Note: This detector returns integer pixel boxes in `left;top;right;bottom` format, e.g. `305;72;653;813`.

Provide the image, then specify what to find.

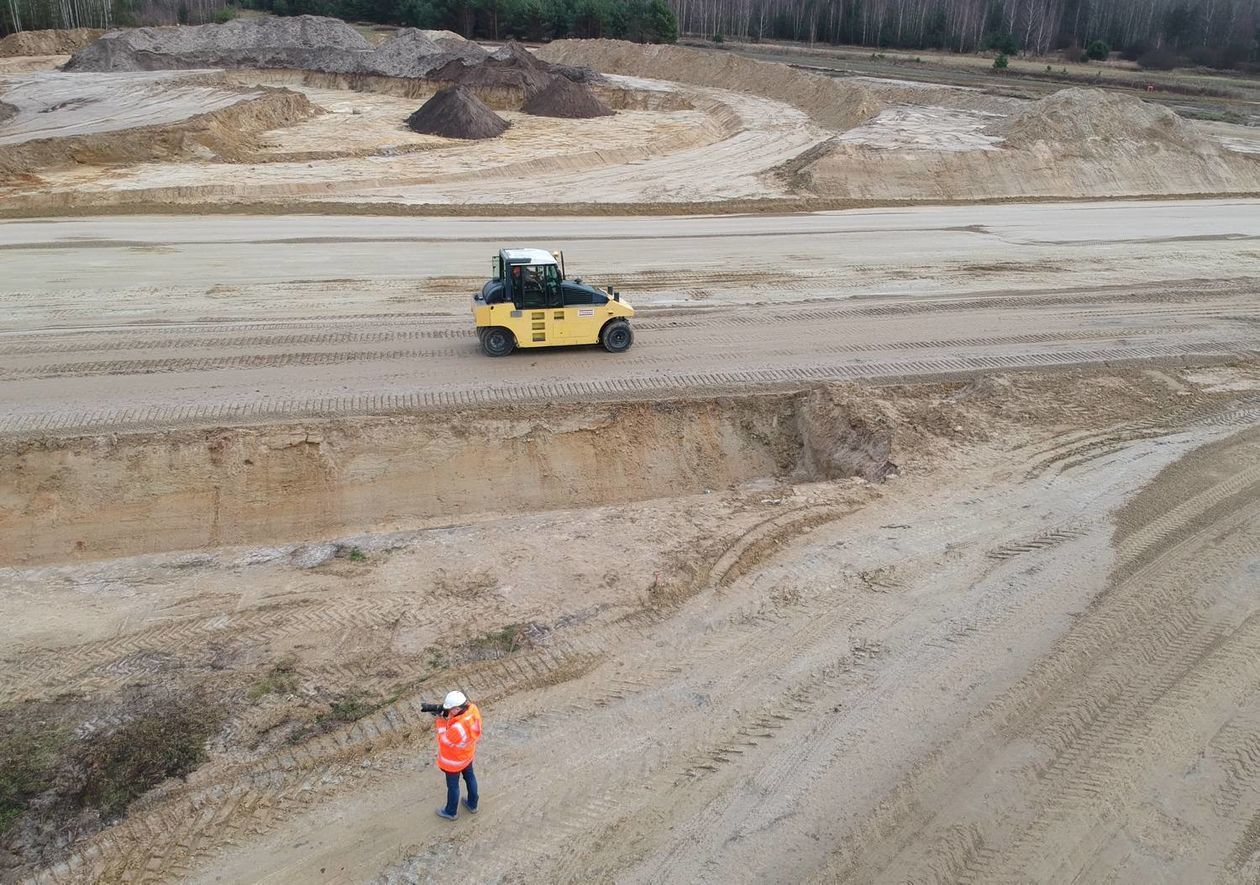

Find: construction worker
433;690;482;820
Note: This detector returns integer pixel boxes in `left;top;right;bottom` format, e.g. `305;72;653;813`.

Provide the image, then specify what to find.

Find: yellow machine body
471;248;635;355
472;298;634;348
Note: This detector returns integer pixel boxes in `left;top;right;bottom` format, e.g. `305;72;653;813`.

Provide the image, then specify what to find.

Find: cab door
516;265;564;346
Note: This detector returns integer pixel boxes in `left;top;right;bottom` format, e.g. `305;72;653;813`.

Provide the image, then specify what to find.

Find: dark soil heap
405;85;509;140
522;76;614;119
428;40;555;97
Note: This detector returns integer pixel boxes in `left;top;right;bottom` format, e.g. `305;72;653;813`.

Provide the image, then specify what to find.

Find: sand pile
64;15;372;73
537;39;881;131
522;76;613;118
1001;87;1209;154
405;85;508;139
0;27;103;57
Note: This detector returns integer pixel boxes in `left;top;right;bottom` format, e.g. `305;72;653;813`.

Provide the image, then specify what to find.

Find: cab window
518;264;561;309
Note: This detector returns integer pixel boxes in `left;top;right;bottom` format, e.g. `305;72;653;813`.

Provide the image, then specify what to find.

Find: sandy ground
4;363;1259;882
3;74;809;206
3;31;1260;884
0;70;258;145
4;47;1259;213
0;201;1257;437
835;105;1005;151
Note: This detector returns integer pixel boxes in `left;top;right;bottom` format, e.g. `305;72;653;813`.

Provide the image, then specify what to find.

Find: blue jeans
443;764;478;816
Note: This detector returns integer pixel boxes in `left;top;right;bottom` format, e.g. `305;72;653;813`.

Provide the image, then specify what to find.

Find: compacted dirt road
1;200;1257;435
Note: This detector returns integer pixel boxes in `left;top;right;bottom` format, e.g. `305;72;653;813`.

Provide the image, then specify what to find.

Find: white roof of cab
502;248;557;266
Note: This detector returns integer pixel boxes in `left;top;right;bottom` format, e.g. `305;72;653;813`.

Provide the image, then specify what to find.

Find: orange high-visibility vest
435;702;482;773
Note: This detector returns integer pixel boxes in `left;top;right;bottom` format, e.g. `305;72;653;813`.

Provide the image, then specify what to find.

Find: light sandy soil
0;70;258;145
4;30;1260;884
0;54;69;73
4;41;1259;214
835;105;1004;151
3;363;1259;882
1;74;809;206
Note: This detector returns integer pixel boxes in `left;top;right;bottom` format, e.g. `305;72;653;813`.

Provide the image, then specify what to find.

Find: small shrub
348;546;366;562
324;693;377;723
0;719;69;837
464;623;528;660
248;658;299;700
1085;40;1110;61
711;32;723;43
287;691;380;744
993;53;1009;70
73;698;221;819
212;5;237;23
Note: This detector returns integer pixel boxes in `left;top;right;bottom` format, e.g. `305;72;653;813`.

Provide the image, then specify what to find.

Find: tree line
5;0;1258;72
673;0;1260;64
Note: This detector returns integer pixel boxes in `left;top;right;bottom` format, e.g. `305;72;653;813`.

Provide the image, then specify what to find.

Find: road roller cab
472;248;634;357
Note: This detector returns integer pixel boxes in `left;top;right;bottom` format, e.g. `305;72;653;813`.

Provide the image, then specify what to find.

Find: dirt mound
364;27;488;78
427;40;554;97
63;19;598;97
797;387;896;482
64;15;372;73
1002;87;1208;153
537;39;881;131
0;99;15;126
0;27;102;57
522;76;613;118
405;85;508;139
0;88;316;177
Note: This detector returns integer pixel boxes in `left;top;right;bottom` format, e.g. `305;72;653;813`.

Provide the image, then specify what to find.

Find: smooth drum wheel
480;326;515;357
602;319;633;353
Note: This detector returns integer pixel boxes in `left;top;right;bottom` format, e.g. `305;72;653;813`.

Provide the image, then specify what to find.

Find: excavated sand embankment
0;87;317;176
789;87;1260;199
0;389;892;565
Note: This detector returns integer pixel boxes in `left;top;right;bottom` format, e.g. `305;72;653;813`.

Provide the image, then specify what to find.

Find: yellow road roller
472;248;634;357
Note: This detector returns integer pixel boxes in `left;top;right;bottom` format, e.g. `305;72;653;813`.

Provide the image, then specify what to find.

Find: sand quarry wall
0;391;892;566
536;39;881;131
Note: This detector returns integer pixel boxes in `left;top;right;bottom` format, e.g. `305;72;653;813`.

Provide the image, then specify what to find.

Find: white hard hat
443;690;468;710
